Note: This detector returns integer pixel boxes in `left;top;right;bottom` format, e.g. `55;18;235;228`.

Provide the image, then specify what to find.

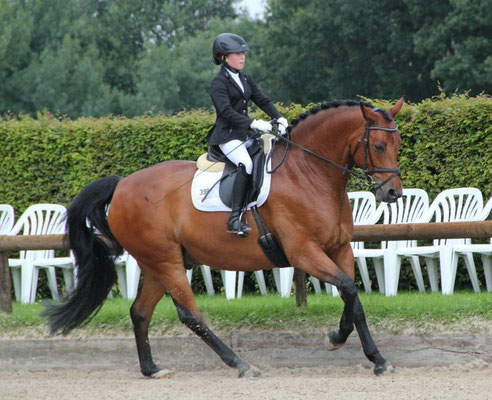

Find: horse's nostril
387;189;400;202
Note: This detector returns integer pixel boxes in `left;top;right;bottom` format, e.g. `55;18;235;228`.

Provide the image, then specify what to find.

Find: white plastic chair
114;252;141;300
116;257;216;300
218;270;268;299
452;197;492;292
113;253;214;299
31;250;76;300
237;270;268;298
392;188;483;295
356;189;430;295
272;267;295;297
0;205;15;234
186;265;215;296
8;204;69;303
348;191;381;293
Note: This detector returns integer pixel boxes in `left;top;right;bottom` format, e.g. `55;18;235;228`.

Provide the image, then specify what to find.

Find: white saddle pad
191;139;274;212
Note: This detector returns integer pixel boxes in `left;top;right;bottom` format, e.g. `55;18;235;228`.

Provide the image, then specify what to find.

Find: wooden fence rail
1;220;491;313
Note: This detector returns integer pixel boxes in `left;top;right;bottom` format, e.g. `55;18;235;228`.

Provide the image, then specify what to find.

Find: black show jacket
208;66;281;145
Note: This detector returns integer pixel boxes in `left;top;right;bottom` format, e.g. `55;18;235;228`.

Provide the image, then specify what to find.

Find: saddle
196;134;274;208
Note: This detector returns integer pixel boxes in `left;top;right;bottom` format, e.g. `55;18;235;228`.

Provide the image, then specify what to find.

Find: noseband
269;119;400;191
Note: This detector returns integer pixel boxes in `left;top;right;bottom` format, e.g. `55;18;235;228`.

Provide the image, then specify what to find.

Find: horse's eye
374;144;385;152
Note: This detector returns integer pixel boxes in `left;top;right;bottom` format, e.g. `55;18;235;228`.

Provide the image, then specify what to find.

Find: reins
268;119;400;191
145;111;400;204
266;128;290;174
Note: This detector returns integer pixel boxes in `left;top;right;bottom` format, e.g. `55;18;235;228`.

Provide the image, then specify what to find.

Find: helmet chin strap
221;58;240;74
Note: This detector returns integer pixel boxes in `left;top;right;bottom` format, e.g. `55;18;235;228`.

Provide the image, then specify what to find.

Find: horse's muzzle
377;186;402;203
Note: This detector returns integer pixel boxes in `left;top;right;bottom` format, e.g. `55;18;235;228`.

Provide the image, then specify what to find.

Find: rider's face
225;52;245;70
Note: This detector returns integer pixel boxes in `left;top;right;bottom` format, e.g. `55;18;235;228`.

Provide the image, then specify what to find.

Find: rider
209;32;288;238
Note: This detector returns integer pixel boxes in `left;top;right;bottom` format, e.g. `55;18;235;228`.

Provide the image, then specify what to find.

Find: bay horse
44;98;404;378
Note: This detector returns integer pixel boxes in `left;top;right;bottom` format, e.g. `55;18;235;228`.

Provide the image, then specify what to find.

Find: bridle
268;117;401;192
350;120;401;190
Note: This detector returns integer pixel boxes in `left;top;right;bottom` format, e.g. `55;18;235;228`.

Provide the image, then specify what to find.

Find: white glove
250;119;272;133
277;117;289;136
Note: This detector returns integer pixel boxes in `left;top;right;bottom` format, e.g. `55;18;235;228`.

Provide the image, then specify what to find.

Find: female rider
209;33;288;238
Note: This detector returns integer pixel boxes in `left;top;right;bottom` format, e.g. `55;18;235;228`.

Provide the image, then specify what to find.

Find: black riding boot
227;163;252;238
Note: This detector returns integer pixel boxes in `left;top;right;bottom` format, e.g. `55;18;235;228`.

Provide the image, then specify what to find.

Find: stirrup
227;223;251;238
227;216;251;238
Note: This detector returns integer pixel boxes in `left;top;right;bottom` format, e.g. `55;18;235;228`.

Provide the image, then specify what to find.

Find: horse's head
351;98;404;203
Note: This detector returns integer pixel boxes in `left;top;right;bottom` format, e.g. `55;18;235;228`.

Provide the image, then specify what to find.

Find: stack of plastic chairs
390;188;483;295
356;189;430;295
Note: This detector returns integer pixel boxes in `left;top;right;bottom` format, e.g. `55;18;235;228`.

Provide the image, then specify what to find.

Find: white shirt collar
225;67;244;92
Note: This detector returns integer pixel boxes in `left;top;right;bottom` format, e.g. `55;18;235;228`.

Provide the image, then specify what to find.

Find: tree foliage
0;0;237;118
259;0;491;104
0;0;490;118
410;0;492;94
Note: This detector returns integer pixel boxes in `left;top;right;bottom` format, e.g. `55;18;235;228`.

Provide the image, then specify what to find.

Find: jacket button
243;100;246;103
242;110;246;113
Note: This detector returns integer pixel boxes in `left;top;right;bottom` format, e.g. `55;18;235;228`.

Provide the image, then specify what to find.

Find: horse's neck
286;108;360;191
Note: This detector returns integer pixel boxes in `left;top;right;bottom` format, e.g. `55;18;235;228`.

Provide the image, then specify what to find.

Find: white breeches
219;139;254;175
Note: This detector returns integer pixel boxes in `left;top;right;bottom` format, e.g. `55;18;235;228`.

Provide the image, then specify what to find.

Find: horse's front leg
291;241;392;376
330;243;394;376
325;243;356;349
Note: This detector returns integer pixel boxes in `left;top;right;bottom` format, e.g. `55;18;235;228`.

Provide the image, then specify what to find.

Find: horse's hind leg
130;271;171;378
168;271;260;378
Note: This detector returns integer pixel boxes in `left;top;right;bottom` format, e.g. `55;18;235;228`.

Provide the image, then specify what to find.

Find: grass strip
1;291;490;337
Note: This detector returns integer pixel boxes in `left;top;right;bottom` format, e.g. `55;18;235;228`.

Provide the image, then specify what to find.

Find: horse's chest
319;224;351;250
310;211;352;250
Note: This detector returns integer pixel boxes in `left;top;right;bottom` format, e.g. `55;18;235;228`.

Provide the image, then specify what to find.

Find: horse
44;98;404;378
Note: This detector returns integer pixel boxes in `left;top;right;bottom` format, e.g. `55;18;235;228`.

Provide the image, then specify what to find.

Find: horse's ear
360;102;377;123
388;97;404;118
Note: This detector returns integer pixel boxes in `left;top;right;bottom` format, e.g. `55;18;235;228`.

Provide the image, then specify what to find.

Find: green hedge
1;95;490;213
1;95;491;295
387;95;492;199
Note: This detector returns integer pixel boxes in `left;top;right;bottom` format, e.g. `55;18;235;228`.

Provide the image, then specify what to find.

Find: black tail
42;175;123;334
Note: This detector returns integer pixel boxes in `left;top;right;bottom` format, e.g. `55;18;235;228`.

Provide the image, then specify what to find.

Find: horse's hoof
374;361;394;376
325;330;344;351
150;369;175;379
238;364;261;378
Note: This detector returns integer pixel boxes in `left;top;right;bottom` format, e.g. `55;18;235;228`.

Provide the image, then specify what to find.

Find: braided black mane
288;100;392;132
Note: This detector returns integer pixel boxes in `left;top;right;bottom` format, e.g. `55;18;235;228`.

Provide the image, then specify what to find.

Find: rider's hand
251;119;272;133
277;117;289;136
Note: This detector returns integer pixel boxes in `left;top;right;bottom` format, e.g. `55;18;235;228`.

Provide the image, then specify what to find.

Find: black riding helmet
212;33;250;66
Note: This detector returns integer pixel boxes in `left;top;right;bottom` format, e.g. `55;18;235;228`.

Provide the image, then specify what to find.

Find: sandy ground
1;330;491;400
